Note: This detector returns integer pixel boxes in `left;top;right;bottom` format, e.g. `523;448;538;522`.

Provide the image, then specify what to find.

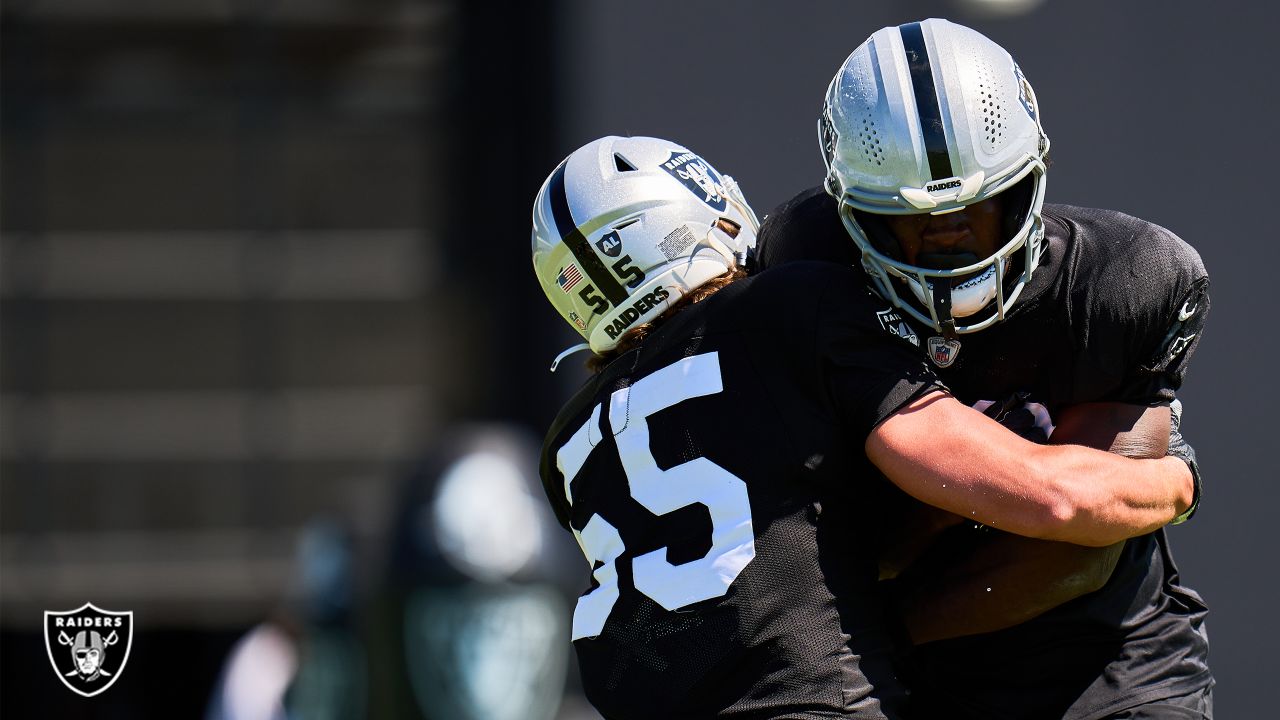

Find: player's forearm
876;501;966;580
1051;402;1169;458
893;533;1124;645
1026;447;1192;546
898;579;1044;646
869;392;1191;546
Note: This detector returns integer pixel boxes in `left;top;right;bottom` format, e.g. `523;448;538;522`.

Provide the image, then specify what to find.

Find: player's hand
973;392;1055;444
1167;399;1201;524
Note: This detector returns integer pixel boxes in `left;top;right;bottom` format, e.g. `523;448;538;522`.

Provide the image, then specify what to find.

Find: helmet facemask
842;170;1045;336
820;18;1051;336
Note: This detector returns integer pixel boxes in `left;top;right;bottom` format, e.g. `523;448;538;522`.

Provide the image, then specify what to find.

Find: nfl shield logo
927;336;962;368
44;602;134;697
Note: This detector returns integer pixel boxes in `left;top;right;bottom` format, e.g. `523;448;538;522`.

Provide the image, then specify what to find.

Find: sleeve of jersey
538;431;574;531
1079;225;1210;405
814;275;947;440
755;187;860;271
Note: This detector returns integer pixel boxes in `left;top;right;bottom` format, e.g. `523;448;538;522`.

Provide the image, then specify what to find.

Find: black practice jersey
539;262;944;719
757;188;1212;720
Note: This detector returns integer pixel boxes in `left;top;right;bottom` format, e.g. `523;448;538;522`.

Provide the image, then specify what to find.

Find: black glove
1166;399;1202;524
978;392;1053;444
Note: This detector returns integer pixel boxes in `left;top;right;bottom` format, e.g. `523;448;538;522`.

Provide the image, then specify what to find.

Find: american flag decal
556;264;583;292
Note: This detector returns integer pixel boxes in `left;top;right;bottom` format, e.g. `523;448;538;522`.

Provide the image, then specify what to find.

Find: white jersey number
556;352;756;640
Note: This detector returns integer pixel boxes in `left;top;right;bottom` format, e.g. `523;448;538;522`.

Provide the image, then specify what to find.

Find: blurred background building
2;0;1276;717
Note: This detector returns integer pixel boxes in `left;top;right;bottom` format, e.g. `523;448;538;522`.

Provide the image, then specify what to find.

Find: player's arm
865;392;1192;547
890;401;1168;644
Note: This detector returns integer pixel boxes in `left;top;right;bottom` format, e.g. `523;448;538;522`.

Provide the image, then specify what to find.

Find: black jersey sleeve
1067;210;1210;405
539;378;604;531
539;423;574;531
813;269;946;439
755;187;861;271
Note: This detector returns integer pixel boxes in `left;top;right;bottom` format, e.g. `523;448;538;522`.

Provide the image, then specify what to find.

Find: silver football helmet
820;18;1050;335
532;136;758;354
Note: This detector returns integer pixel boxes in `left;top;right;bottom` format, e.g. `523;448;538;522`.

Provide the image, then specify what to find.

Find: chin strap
549;343;592;372
931;280;958;340
721;175;760;234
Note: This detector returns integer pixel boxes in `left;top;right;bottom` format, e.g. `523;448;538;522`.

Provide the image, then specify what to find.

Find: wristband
1170;453;1201;525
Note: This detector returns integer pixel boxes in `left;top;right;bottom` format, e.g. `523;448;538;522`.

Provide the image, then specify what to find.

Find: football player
532;135;1195;718
756;19;1212;719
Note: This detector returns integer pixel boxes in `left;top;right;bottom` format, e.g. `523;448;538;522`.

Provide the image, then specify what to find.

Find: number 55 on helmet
531;136;759;354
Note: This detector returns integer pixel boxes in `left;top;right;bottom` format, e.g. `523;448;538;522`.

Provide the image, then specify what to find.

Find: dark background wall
552;0;1278;716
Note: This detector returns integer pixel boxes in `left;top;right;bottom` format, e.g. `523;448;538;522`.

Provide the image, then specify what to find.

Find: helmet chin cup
907;264;1000;319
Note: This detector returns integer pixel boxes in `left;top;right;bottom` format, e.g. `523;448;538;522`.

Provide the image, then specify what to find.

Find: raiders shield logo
595;229;623;258
819;110;838;169
1013;62;1038;122
44;602;133;697
660;151;727;211
927;336;962;368
876;308;920;347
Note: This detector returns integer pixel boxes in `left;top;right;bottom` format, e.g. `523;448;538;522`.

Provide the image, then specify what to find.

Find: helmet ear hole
715;218;741;239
